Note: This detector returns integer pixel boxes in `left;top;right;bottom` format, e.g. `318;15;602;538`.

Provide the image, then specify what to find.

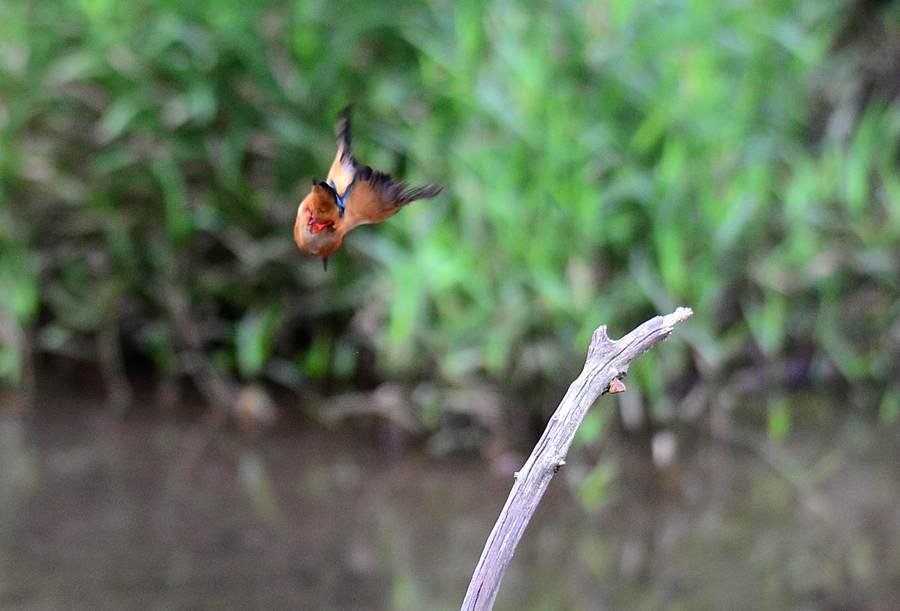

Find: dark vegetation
1;0;898;436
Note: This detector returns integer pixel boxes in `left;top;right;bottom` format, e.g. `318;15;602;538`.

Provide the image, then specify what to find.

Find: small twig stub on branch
461;307;692;611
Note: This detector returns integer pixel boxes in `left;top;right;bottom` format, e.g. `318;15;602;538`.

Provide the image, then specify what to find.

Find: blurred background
1;0;898;608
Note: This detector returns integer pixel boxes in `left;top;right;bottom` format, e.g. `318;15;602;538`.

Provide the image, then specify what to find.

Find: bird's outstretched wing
326;106;356;196
344;165;442;231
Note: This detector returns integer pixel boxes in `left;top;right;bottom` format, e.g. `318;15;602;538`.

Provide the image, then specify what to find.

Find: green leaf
302;335;331;380
879;388;900;425
235;305;283;378
578;460;617;511
768;396;791;440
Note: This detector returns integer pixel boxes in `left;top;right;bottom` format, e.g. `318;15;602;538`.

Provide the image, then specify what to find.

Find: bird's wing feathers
322;106;442;232
326;106;356;195
344;165;442;231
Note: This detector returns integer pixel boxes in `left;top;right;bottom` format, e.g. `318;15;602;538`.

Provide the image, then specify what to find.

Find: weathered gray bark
461;307;693;610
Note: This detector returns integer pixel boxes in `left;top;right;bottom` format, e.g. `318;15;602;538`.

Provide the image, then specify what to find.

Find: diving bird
293;107;442;269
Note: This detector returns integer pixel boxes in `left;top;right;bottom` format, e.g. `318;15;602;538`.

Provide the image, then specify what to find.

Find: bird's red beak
306;208;334;234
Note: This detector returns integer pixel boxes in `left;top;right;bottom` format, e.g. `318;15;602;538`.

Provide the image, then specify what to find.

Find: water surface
1;396;898;610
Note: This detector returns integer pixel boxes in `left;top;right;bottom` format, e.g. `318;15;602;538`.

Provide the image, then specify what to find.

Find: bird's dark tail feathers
336;106;353;164
355;165;443;207
394;183;444;205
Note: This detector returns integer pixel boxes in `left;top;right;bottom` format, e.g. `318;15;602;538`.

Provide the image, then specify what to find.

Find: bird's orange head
294;182;345;258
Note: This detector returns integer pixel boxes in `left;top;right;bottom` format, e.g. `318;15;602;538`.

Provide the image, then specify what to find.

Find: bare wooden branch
461;307;693;610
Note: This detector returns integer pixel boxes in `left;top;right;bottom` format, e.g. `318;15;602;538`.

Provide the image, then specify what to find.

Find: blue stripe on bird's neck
327;180;348;217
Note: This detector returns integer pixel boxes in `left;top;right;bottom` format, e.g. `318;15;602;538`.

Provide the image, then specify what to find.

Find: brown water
1;397;898;610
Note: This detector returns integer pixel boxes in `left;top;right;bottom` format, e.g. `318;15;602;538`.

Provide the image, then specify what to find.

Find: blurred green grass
1;0;898;425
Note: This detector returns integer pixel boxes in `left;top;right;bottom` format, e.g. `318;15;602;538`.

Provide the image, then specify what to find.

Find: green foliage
768;395;792;440
1;0;897;423
880;388;900;425
578;459;617;511
236;304;284;378
575;409;611;447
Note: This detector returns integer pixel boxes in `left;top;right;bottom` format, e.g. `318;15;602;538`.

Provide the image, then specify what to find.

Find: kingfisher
293;107;443;269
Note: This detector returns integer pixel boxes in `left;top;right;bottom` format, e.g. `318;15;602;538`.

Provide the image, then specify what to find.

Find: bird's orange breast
294;201;343;257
